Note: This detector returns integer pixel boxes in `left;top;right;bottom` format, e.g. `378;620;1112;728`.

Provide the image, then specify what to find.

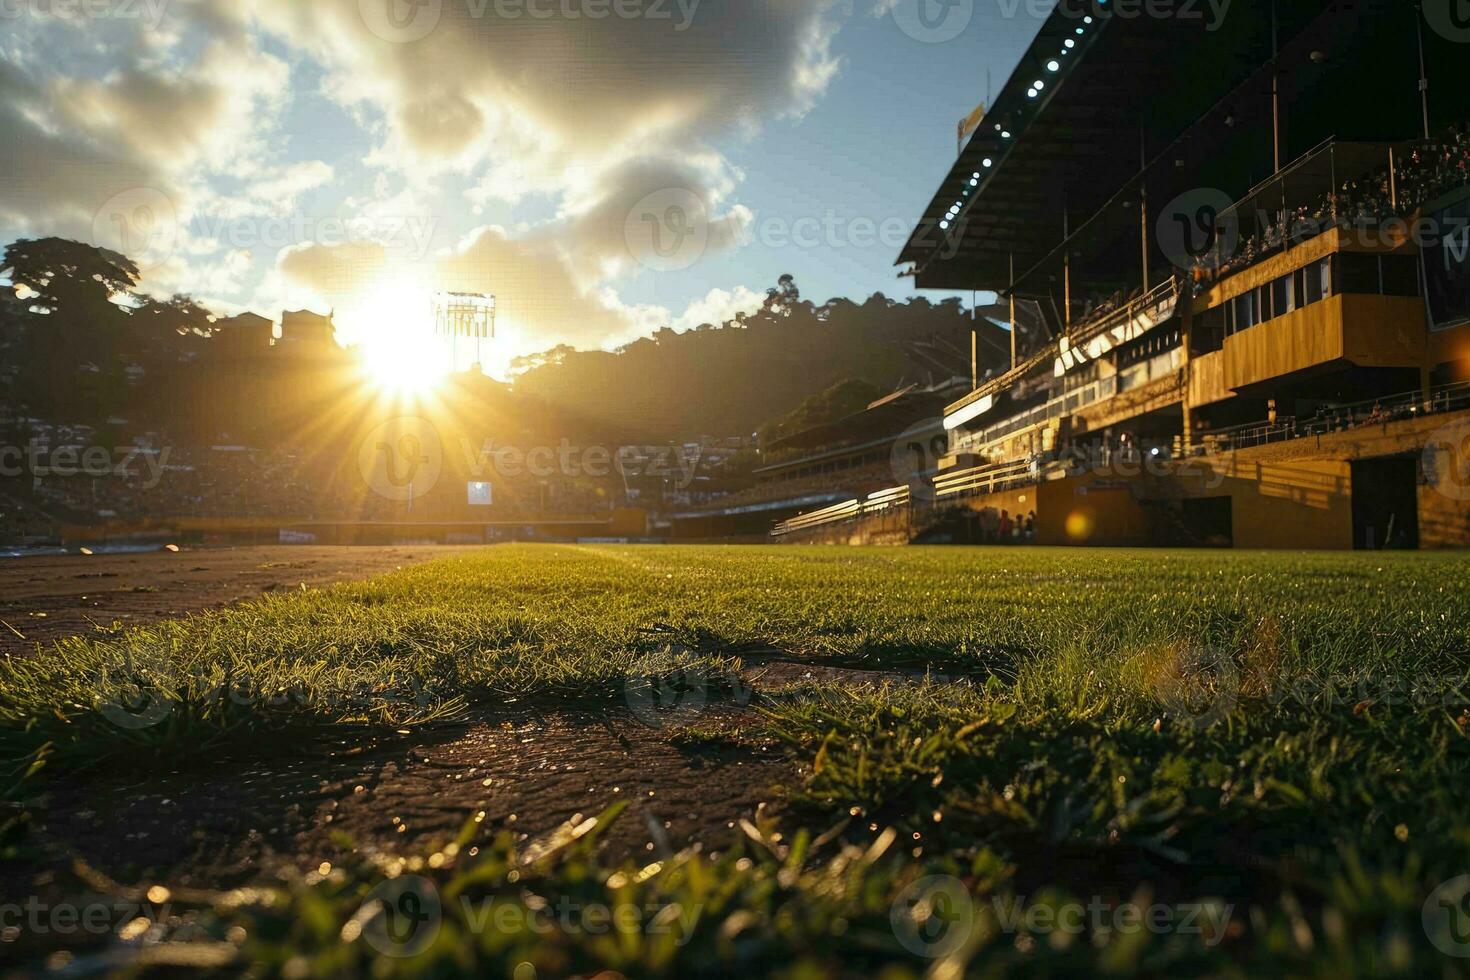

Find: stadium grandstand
775;0;1470;550
668;379;967;539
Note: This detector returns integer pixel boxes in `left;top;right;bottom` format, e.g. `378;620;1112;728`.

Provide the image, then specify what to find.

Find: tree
508;343;576;377
512;289;1009;443
2;237;139;313
762;273;802;317
1;238;141;421
134;294;213;337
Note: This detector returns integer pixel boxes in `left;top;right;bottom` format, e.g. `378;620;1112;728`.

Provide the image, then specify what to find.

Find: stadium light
433;291;496;374
1046;60;1060;72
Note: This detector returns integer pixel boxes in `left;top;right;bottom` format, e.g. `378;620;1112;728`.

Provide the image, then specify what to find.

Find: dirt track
15;703;792;897
0;545;470;656
1;543;813;908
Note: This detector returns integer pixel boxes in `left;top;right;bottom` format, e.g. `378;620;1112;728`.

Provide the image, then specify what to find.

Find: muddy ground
0;545;468;657
9;704;795;894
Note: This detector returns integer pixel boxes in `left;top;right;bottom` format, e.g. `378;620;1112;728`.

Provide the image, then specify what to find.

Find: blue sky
0;1;1049;377
612;5;1046;317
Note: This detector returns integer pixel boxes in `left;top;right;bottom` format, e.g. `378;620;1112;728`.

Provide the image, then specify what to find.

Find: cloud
255;0;845;185
0;9;293;293
0;58;162;234
0;0;855;355
553;155;753;281
672;285;765;330
275;220;767;354
276;224;641;348
246;162;337;212
277;240;389;305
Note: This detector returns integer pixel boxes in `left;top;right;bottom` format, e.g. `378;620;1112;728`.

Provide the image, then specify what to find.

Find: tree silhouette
2;238;140;420
513;288;1011;442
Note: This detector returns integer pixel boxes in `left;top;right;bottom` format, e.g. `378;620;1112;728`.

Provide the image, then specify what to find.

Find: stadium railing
932;457;1038;501
771;484;913;537
1186;380;1470;456
771;455;1041;537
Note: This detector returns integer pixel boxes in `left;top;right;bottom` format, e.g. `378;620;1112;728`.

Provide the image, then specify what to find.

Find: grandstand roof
761;386;951;460
900;0;1454;296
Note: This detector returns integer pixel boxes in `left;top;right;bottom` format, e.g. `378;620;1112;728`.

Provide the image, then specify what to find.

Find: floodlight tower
433;292;496;374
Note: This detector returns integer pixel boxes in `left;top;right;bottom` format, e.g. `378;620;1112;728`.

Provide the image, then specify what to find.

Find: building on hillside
780;1;1470;550
277;309;337;354
212;312;275;361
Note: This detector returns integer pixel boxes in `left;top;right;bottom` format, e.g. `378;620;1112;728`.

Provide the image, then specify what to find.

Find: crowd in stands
14;444;328;525
1190;125;1470;291
1;424;659;539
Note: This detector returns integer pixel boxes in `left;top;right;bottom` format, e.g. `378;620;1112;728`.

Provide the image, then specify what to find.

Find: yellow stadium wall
1420;484;1470;549
1430;322;1470;377
955;486;1039;522
1187;350;1231;408
1168;408;1470;550
1221;294;1427;390
1035;474;1154;547
1173;458;1354;550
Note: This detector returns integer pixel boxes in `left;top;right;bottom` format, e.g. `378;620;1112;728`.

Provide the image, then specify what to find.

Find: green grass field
6;544;1470;976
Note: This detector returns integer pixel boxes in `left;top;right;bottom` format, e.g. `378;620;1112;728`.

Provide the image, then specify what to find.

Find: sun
350;282;449;394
